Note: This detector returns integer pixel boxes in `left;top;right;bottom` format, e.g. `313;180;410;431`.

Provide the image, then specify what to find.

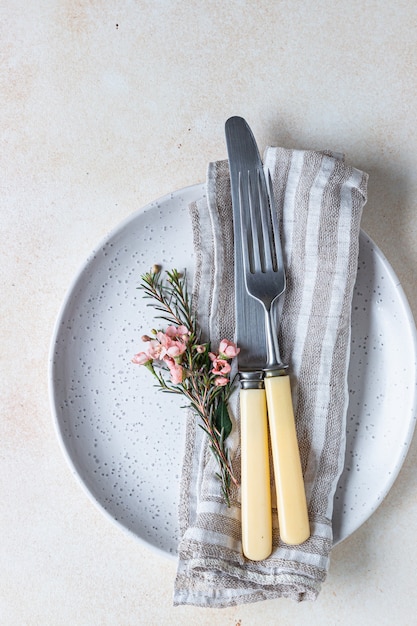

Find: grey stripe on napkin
174;148;368;607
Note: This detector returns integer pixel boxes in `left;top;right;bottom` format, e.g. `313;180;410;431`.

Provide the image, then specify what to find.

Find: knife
225;116;310;551
225;117;272;561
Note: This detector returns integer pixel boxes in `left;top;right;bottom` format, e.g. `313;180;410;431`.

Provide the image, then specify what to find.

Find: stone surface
2;1;417;623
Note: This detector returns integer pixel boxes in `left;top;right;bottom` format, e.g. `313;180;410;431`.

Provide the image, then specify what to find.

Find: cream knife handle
240;387;272;561
264;375;310;545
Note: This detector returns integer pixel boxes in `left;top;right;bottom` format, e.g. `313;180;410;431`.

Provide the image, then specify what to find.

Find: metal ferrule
264;364;288;378
239;370;265;390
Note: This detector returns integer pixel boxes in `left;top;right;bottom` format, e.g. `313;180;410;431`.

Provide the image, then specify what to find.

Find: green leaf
213;399;232;440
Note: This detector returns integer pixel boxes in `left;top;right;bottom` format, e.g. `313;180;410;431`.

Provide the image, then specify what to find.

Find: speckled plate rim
48;183;417;559
333;232;417;543
48;183;204;561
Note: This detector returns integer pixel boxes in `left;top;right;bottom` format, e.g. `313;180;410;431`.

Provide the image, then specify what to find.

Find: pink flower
211;358;231;376
156;329;188;359
168;344;186;358
219;339;240;359
164;356;184;384
132;351;152;365
214;376;229;387
144;329;187;362
165;325;190;341
195;344;206;353
147;339;167;360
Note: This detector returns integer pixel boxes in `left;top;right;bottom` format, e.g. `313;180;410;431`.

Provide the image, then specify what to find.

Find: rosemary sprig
132;266;239;506
141;268;194;331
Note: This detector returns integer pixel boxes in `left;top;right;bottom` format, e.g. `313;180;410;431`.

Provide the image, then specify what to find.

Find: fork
239;169;310;546
240;169;287;374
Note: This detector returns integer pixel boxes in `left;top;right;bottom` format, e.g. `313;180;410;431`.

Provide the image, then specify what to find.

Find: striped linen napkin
173;148;368;607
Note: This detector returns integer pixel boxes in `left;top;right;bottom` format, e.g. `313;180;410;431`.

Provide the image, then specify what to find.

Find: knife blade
225;116;272;561
226;116;310;551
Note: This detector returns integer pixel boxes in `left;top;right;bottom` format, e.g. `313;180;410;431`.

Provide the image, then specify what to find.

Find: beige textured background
2;1;417;624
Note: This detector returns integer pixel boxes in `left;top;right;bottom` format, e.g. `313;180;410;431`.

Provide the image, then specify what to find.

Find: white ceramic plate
49;184;417;558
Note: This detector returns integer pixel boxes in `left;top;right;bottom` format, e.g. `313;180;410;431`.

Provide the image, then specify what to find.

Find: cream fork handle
264;375;310;545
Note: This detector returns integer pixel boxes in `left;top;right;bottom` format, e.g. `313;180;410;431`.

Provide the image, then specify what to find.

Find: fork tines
238;168;283;276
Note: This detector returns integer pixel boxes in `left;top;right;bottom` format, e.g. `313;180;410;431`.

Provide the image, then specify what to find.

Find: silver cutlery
225;116;309;557
239;163;310;547
226;117;272;561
